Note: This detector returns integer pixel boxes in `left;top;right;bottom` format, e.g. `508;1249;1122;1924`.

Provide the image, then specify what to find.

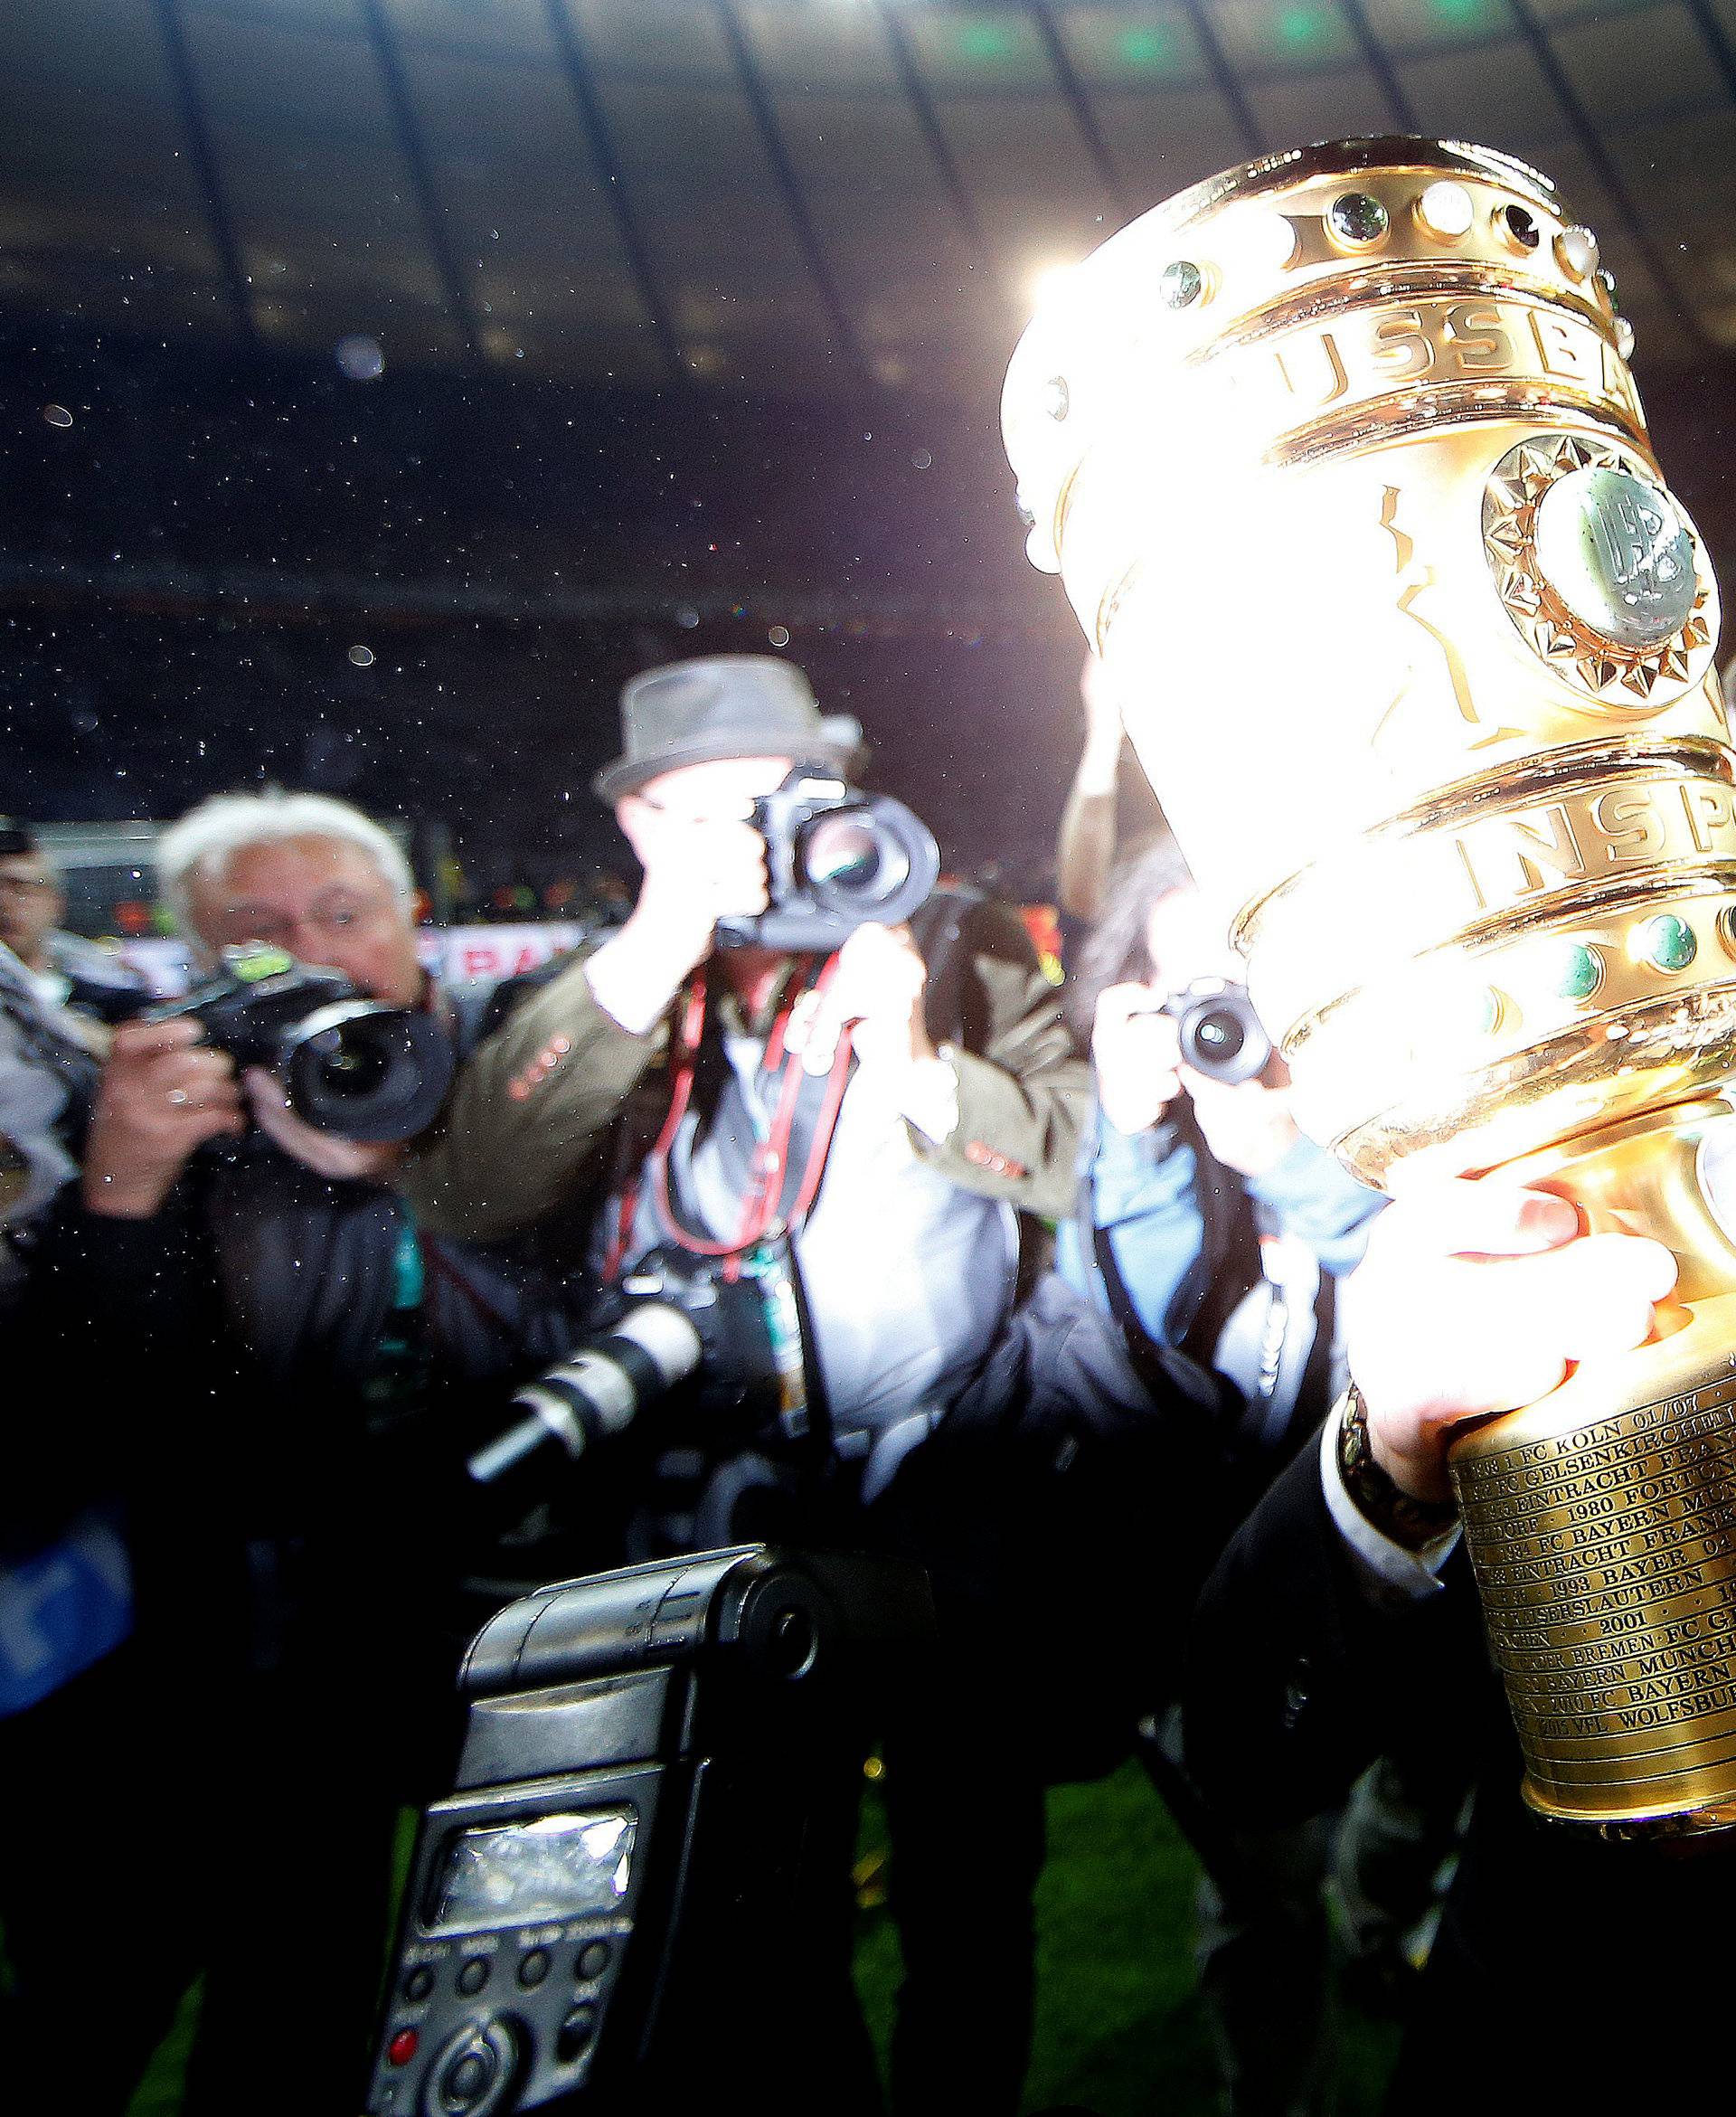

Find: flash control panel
366;1767;656;2116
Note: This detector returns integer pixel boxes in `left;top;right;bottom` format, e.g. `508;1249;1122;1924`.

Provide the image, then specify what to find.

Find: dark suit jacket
1184;1442;1736;2110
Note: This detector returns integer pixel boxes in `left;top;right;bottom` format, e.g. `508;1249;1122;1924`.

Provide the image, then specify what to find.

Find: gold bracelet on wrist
1337;1382;1460;1551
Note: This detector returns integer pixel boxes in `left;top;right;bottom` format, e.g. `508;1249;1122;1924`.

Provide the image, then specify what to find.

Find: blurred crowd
1;647;1711;2116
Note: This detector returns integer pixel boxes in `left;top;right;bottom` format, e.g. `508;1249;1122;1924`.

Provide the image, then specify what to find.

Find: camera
147;943;455;1142
1162;978;1273;1085
467;1243;820;1501
715;770;940;951
366;1545;934;2117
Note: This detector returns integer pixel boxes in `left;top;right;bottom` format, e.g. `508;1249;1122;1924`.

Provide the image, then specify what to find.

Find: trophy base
1449;1099;1736;1834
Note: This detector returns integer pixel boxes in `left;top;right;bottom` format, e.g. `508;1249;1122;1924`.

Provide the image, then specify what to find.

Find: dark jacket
25;979;599;1685
1183;1444;1736;2107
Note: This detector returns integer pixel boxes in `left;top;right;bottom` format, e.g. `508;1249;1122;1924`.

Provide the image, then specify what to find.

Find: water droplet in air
335;335;385;382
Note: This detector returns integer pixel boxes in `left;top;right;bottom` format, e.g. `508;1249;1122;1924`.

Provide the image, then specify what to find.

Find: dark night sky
5;306;1736;903
10;0;1736;907
1;309;1090;896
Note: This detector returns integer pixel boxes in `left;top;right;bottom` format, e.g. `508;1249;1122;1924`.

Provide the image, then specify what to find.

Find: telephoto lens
466;1303;705;1489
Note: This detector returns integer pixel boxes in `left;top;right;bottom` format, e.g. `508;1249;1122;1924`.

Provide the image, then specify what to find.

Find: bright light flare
1025;260;1084;323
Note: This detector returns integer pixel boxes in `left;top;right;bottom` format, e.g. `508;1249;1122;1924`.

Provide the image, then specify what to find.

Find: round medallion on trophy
1483;434;1716;706
1533;467;1696;647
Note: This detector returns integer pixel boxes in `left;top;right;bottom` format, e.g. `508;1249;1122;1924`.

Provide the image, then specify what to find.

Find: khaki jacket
399;908;1088;1244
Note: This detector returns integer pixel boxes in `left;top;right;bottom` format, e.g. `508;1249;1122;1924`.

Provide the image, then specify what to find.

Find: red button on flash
388;2028;420;2067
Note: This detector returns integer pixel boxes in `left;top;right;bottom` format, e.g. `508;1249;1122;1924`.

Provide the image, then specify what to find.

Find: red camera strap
603;958;853;1283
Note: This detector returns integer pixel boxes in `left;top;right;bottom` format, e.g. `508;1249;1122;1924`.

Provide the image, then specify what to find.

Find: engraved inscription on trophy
1369;301;1511;378
1482;435;1712;706
1454;1381;1736;1783
1448;776;1736;916
1274;332;1347;406
1261;298;1636;433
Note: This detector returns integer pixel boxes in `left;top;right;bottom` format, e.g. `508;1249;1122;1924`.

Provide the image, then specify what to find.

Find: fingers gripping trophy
1003;138;1736;1832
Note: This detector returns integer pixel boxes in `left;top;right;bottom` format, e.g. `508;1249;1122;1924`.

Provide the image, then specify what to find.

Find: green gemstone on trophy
1533;466;1696;649
1555;943;1602;1001
1327;191;1387;244
1159;260;1202;309
1641;914;1697;971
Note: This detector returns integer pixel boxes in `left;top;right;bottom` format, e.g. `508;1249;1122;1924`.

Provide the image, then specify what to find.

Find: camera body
1161;978;1273;1086
467;1243;820;1498
149;943;454;1142
716;770;940;952
366;1545;934;2117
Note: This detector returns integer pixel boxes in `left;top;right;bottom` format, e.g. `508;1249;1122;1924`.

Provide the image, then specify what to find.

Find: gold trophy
1004;137;1736;1831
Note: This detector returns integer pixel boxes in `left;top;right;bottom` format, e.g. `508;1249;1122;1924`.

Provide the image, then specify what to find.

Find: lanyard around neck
604;957;854;1282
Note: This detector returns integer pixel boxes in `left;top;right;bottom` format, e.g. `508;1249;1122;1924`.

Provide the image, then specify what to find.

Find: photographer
401;654;1096;2112
25;790;589;2116
402;655;1088;1499
1060;836;1382;1468
1057;840;1467;2114
0;815;147;1026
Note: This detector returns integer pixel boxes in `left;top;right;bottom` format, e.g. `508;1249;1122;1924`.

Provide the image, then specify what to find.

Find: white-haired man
84;789;424;1209
24;789;577;2117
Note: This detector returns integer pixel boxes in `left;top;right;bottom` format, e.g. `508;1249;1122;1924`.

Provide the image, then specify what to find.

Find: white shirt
1319;1397;1460;1602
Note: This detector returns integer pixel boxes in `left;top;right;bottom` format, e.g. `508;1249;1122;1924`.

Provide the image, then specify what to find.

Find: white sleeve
1319;1401;1460;1602
895;1051;962;1146
0;1017;78;1230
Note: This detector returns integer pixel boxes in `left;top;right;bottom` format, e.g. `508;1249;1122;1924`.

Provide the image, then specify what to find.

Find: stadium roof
4;0;1731;399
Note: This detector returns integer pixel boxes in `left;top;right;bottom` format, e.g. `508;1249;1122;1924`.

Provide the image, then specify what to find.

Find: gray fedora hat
594;655;864;803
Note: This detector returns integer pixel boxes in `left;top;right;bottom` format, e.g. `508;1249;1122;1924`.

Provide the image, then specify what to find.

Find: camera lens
731;780;940;948
307;1029;392;1096
279;1004;455;1140
1190;1007;1245;1065
767;1604;820;1679
1175;987;1271;1084
798;811;910;909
